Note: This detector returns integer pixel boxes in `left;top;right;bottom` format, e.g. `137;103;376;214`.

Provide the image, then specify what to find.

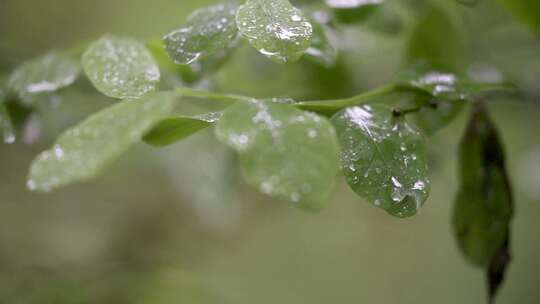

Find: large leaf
453;104;513;302
27;92;177;192
144;112;221;147
215;100;340;210
82;36;160;99
236;0;313;63
8;52;80;105
331;105;430;218
496;0;540;35
453;104;513;267
163;3;239;65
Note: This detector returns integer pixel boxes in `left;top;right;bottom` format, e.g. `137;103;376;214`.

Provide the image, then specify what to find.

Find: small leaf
82;36;160;99
236;0;313;63
27;92;176;192
163;3;239;65
400;67;515;102
215;100;340;210
331;105;430;218
0;98;16;144
413;98;466;136
144;112;221;147
496;0;540;35
453;103;513;268
325;0;383;24
305;18;338;67
8;52;80;105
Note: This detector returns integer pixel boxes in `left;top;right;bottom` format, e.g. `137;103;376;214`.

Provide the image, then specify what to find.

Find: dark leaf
331;105;430;218
487;235;511;304
453;103;513;302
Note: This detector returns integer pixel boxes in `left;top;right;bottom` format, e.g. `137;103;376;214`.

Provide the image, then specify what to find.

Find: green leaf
0;98;16;144
496;0;540;35
236;0;313;64
8;52;80;105
400;67;515;102
27;92;177;192
405;4;463;71
453;104;513;268
163;3;239;65
215;100;340;210
305;18;338;67
325;0;383;24
144;112;220;147
412;99;465;136
331;105;430;218
82;36;160;99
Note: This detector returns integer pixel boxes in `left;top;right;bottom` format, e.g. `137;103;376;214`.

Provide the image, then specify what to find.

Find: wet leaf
305;18;338;67
215;100;339;210
331;105;430;218
144;112;221;147
496;0;540;35
400;66;516;102
8;52;80;105
453;103;513;270
82;36;160;99
163;3;239;65
236;0;313;64
27;92;177;192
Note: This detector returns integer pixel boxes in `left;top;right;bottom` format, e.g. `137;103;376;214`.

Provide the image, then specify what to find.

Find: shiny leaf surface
236;0;313;63
332;105;430;217
163;3;239;65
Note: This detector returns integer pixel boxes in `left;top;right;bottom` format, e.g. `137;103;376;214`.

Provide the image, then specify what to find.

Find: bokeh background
1;0;540;303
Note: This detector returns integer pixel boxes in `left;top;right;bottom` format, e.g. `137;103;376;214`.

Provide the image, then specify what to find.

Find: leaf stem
175;87;255;103
297;83;431;116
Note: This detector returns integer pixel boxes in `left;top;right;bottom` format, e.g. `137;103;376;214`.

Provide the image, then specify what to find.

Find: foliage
1;0;537;302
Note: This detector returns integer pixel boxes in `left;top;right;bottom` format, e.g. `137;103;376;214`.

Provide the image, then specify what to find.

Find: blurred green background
1;0;540;303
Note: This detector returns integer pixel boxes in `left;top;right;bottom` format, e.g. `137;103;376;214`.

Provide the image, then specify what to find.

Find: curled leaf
453;103;513;302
